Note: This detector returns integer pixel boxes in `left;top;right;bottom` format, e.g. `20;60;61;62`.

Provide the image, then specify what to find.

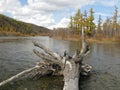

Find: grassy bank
0;31;25;36
51;34;120;43
0;31;49;43
0;31;49;37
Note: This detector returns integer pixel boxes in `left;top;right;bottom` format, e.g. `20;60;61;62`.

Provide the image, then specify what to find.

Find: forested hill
0;14;50;36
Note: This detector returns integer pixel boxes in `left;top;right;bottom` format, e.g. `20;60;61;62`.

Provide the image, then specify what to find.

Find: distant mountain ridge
0;14;50;36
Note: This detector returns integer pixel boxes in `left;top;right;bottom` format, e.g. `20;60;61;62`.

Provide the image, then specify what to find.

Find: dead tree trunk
0;36;91;90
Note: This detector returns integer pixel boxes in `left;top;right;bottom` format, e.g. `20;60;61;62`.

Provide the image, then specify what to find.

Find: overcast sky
0;0;120;29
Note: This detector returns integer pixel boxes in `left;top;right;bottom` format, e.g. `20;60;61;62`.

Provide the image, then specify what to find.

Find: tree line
69;6;120;38
69;8;96;36
0;14;50;36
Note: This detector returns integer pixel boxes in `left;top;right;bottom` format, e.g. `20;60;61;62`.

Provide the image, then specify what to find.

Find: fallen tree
0;29;92;90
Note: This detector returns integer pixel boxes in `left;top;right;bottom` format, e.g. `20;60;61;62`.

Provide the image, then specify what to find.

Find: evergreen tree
97;15;102;34
103;17;112;37
74;9;81;33
113;6;118;36
69;16;73;29
87;8;96;36
69;8;96;36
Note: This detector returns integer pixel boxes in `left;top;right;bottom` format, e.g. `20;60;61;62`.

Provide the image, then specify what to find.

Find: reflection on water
1;76;63;90
0;36;120;90
80;43;120;90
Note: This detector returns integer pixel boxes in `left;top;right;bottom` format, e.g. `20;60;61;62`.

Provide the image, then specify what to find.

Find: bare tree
0;29;92;90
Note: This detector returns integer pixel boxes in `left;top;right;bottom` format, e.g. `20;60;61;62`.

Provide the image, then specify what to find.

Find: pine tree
74;9;81;33
113;6;118;36
87;8;96;36
69;16;73;29
69;8;96;36
97;15;102;34
103;17;112;37
83;10;88;35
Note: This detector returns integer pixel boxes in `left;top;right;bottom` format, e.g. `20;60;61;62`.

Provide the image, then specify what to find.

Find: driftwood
0;29;92;90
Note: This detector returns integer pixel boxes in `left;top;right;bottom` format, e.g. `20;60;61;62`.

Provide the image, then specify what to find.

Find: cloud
98;0;117;6
0;0;21;13
27;0;95;11
49;17;70;29
95;12;112;17
0;0;56;28
0;0;117;29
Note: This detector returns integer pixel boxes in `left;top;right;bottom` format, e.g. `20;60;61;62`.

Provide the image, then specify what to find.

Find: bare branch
0;39;91;89
33;41;61;60
33;49;63;67
33;49;55;61
72;49;80;59
0;66;41;87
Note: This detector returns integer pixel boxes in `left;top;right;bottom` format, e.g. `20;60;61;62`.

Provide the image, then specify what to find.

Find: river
0;36;120;90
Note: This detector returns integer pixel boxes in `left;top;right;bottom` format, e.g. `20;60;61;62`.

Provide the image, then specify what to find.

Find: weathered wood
33;41;61;60
0;66;41;87
61;27;91;90
33;49;56;62
0;34;91;90
63;61;80;90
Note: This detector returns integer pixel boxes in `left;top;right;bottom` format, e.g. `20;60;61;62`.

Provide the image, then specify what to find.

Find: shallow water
0;36;120;90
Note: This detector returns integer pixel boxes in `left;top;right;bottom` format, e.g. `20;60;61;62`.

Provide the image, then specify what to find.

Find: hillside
0;14;50;36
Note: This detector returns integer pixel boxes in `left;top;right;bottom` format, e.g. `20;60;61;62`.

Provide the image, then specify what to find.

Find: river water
0;36;120;90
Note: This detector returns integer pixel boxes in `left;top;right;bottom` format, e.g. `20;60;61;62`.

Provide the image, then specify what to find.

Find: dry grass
51;34;120;43
52;34;82;41
0;31;25;36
